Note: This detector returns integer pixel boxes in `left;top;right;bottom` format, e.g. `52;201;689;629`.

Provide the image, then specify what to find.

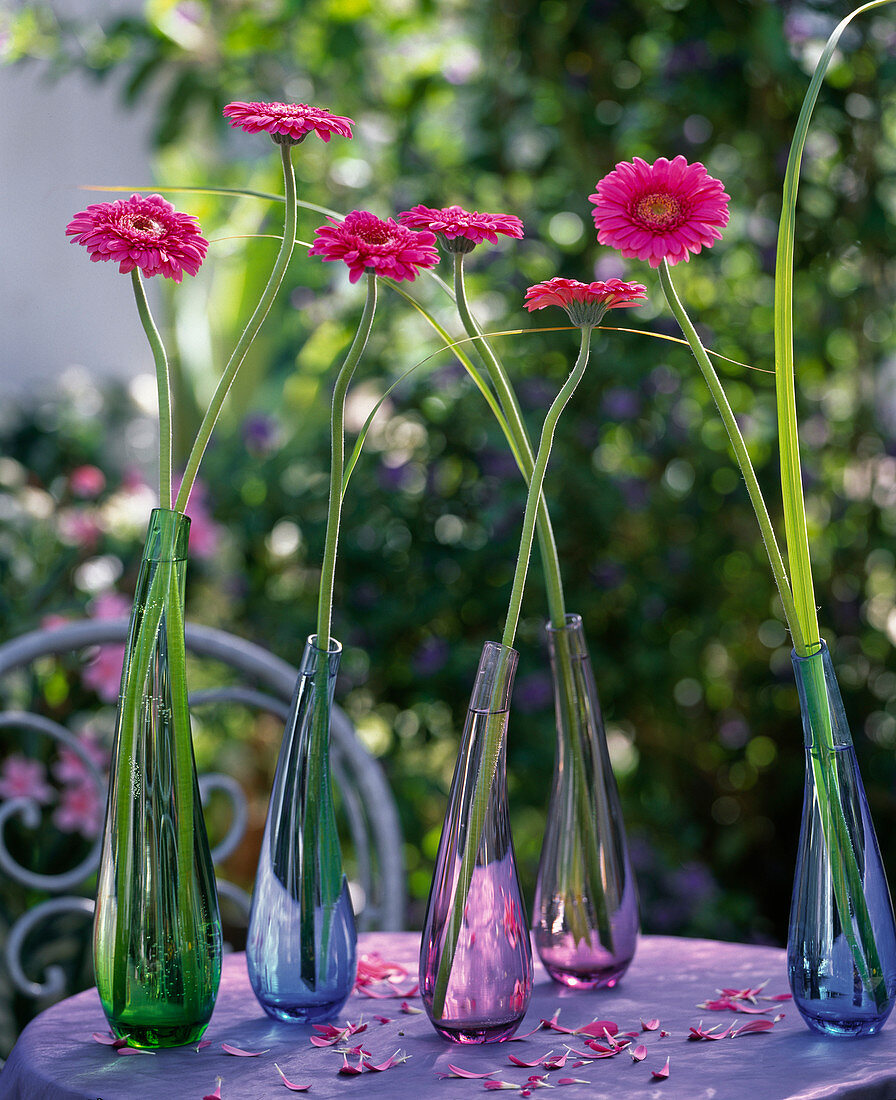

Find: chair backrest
0;618;405;1005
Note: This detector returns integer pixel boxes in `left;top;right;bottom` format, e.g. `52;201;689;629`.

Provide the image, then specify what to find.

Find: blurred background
2;0;896;1059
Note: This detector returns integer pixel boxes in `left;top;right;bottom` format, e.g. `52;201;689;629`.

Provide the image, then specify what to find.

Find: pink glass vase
419;641;533;1043
533;613;639;988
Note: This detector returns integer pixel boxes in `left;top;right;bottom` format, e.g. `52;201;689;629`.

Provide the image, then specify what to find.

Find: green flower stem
502;326;592;649
774;0;893;656
315;272;378;652
165;555;194;890
130;271;173;509
453;254;567;628
174;141;299;513
658;259;804;652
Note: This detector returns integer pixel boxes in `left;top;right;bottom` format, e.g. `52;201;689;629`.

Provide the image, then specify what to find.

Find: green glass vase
93;508;222;1048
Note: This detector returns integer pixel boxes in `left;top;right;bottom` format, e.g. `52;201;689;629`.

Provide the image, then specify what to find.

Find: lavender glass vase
419;641;532;1044
246;635;356;1023
533;614;638;988
788;641;896;1037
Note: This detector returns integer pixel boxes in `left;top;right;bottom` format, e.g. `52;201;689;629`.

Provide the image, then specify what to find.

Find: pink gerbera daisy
524;277;647;327
589;156;729;268
66;194;208;283
398;204;524;253
222;101;354;144
309;210;440;283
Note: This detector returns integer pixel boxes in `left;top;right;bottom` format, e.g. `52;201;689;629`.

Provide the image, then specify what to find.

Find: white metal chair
0;618;405;1005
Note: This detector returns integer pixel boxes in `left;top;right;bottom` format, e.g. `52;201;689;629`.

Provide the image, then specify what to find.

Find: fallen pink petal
338;1053;365;1076
91;1032;127;1047
651;1056;671;1080
641;1018;660;1031
116;1046;156;1055
203;1078;223;1100
195;1040;212;1052
765;993;793;1002
542;1050;569;1069
688;1022;733;1041
273;1063;311;1092
508;1053;550;1068
574;1019;618;1037
221;1043;269;1057
363;1049;409;1071
558;1080;591;1086
400;1001;423;1014
438;1064;500;1079
732;1018;778;1036
355;952;408;985
483;1081;519;1091
630;1044;648;1062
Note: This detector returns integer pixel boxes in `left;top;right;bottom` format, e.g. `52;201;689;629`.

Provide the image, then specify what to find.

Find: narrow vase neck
791;640;852;749
469;641;518;714
142;507;191;562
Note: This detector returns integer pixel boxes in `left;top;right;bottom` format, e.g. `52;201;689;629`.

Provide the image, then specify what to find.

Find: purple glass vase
419;641;533;1043
533;614;638;988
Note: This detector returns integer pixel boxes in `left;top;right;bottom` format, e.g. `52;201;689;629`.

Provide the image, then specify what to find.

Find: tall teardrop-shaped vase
94;508;222;1048
788;641;896;1037
420;641;533;1044
246;635;357;1023
533;613;639;988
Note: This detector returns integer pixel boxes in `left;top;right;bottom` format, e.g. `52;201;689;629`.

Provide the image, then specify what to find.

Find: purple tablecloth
2;932;894;1100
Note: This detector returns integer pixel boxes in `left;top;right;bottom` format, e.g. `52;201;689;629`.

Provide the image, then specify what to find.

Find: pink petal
195;1040;212;1052
116;1046;156;1055
439;1064;500;1079
508;1054;549;1068
92;1032;127;1047
221;1043;270;1056
574;1019;618;1037
651;1056;671;1080
400;1001;422;1014
363;1049;409;1071
558;1080;591;1086
641;1018;660;1031
542;1051;569;1070
338;1054;364;1076
203;1077;223;1100
374;1015;392;1024
483;1082;519;1091
312;1024;346;1039
732;1019;777;1036
766;993;793;1002
630;1044;648;1062
274;1063;311;1091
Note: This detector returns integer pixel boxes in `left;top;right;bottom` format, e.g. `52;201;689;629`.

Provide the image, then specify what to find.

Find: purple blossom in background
603;387;641;420
242;412;280;457
411;637;449;677
0;756;53;804
514;670;553;713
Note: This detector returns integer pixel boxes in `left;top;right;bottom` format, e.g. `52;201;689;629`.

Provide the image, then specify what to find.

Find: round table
3;933;894;1099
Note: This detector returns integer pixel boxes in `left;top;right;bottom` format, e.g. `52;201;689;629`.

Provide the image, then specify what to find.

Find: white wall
0;54;157;399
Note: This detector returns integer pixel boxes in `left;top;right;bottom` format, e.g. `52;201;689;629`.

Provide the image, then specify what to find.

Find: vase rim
305;634;344;656
545;612;584;634
791;639;828;664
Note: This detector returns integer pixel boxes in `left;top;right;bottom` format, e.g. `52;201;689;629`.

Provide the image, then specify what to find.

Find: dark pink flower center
633;191;684;231
355;222;396;247
122;213;166;238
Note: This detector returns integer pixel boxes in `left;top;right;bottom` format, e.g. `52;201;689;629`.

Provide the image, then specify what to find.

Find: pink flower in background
175;476;222;560
524;276;647;326
223;101;354;144
398;204;524;252
53;781;104;837
83;592;131;702
0;755;53;804
69;465;106;498
66;193;208;282
589;156;729;268
310;211;440;283
57;508;102;551
53;733;107;787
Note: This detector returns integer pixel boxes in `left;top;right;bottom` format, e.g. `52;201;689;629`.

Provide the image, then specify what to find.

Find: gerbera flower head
524;277;647;327
309;210;440;283
222;101;354;145
589;156;729;268
66;194;208;283
398;204;524;253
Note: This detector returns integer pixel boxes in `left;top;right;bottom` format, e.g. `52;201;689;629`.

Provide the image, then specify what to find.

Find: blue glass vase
246;635;357;1023
788;641;896;1037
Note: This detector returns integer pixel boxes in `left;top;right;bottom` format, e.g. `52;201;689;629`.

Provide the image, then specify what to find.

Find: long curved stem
453;255;566;627
502;326;592;648
130;271;172;508
315;273;378;652
658;260;804;653
174;141;298;513
774;0;894;656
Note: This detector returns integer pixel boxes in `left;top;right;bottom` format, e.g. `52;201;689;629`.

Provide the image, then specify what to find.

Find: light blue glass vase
788;641;896;1037
246;635;356;1023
